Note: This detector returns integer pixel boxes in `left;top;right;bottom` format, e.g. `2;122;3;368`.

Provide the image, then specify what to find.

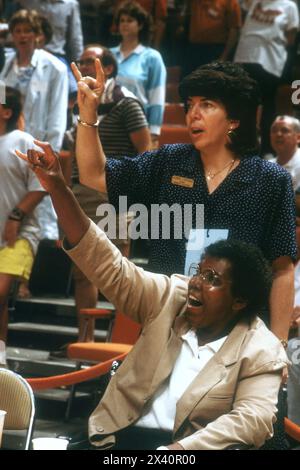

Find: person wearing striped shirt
53;44;152;353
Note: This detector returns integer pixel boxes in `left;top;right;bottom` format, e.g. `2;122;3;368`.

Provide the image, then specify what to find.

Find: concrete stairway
6;295;113;428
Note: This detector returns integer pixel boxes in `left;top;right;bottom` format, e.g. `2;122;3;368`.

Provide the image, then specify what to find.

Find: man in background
270;115;300;191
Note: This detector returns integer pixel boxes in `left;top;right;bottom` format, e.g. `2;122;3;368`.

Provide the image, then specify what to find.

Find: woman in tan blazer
16;142;288;451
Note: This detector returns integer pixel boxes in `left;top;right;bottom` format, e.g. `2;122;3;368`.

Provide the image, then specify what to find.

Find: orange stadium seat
159;125;191;146
166;66;182;84
166;83;181;103
163;103;186;125
67;311;141;363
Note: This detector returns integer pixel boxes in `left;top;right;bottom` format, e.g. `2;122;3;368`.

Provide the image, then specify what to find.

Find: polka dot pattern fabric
106;144;297;275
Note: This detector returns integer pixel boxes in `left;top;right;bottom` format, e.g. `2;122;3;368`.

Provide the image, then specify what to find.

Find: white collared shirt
136;330;227;431
270;147;300;190
4;54;36;99
114;44;146;62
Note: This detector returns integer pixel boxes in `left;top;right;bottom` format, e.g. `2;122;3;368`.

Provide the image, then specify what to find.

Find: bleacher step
35;388;90;402
8;322;107;340
6;346;107;378
7;346;77;376
16;297;114;309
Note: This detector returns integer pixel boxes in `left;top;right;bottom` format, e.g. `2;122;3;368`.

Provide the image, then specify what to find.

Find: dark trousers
113;426;173;450
183;43;225;77
241;63;280;156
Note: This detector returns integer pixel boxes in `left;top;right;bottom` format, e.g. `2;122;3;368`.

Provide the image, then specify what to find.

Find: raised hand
71;58;105;121
15;140;65;194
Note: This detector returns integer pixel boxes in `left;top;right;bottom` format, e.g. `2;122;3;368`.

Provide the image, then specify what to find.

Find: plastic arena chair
27;353;128;423
64;311;141;419
0;368;35;450
163;103;186;125
68;310;141;362
159;125;191;145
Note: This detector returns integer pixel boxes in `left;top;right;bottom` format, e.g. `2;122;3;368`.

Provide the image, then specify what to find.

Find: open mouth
191;129;204;135
188;295;203;307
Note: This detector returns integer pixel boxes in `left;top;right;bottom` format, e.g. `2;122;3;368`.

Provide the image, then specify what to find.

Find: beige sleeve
178;366;284;450
64;220;186;325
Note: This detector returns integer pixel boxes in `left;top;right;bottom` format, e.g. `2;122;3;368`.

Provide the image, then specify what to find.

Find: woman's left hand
15;140;65;194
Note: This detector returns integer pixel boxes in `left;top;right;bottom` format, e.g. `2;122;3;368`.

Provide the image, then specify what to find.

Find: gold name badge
171;175;194;188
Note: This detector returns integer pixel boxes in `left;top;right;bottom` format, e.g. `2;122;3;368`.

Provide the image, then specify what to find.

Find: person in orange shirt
184;0;241;75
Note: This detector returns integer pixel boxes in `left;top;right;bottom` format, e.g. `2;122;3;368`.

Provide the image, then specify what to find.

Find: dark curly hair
2;87;23;132
179;62;261;157
34;12;53;45
203;239;272;319
114;1;153;45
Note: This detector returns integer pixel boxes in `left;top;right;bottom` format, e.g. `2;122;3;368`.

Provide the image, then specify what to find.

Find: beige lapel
173;319;250;434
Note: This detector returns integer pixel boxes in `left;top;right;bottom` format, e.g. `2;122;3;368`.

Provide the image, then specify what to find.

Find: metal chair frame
0;368;35;450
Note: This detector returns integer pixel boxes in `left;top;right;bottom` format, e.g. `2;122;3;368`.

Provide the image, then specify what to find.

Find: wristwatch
8;207;26;222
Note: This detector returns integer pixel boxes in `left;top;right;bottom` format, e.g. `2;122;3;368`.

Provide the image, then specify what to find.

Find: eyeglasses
76;58;96;67
188;264;232;288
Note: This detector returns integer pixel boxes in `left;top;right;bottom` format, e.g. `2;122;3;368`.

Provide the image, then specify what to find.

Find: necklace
205;159;235;181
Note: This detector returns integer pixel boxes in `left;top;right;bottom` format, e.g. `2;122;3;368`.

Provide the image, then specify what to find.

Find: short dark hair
9;9;41;35
179;62;261;157
35;12;53;45
115;1;153;45
203;239;272;319
84;44;118;78
2;87;23;132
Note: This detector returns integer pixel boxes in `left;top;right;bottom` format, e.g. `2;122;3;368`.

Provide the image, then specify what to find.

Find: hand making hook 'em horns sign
71;58;105;121
15;140;65;194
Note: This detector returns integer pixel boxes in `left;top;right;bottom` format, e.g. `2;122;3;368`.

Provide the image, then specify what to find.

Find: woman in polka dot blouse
73;60;296;345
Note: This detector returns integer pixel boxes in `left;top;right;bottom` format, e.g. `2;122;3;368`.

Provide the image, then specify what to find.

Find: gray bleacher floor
4;295;114;450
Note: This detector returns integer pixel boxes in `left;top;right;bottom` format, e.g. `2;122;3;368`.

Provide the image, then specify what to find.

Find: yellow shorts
0;239;34;281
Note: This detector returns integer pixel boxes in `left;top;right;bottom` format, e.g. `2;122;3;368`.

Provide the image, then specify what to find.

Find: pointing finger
95;58;105;85
33;140;53;156
15;149;28;162
71;61;82;82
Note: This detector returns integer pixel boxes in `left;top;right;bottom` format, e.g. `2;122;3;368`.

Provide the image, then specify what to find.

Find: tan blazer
66;221;288;450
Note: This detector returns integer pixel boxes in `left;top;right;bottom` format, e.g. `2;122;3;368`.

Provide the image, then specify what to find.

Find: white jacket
0;48;68;150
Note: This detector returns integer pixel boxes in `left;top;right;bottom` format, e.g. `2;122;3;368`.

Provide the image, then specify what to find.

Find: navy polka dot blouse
106;144;297;275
